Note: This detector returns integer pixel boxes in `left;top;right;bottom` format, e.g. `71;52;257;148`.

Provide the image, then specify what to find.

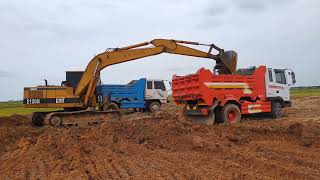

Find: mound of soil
0;114;29;126
0;97;320;179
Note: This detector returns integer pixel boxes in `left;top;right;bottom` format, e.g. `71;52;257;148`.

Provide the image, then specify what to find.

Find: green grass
0;101;60;117
291;88;320;97
0;88;318;117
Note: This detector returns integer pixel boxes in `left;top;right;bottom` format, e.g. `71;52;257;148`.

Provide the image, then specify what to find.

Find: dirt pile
0;97;320;179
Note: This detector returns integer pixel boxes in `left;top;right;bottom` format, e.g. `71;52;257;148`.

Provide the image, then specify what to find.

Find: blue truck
96;78;168;112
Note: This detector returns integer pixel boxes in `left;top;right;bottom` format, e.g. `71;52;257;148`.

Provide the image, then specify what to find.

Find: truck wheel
148;102;161;113
271;102;283;119
214;106;223;123
221;104;241;124
32;113;44;126
105;102;119;111
49;116;62;127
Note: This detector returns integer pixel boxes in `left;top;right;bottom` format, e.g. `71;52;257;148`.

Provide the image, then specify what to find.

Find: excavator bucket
219;50;238;74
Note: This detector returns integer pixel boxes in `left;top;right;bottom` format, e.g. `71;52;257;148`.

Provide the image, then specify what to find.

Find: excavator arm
74;39;238;107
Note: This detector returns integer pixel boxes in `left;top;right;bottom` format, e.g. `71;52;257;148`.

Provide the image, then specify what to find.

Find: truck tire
31;112;44;126
271;101;283;119
214;106;223;123
221;104;241;124
148;101;161;113
107;102;119;111
49;116;62;127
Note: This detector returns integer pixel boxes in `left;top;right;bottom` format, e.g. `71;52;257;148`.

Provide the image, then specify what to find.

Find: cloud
195;18;224;29
233;0;266;12
197;0;299;29
0;0;318;101
233;0;298;13
204;2;230;17
0;70;10;78
201;0;299;16
167;66;195;72
195;1;228;29
0;0;120;41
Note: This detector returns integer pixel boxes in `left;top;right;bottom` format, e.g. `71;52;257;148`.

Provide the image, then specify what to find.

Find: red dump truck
172;66;296;125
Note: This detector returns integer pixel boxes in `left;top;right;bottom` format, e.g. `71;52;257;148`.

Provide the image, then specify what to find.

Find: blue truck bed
96;78;146;109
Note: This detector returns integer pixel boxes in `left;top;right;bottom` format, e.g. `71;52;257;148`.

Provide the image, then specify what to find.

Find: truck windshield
275;70;286;84
154;81;166;91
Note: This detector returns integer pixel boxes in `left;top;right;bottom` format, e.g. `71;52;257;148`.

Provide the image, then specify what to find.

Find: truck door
266;68;290;101
145;80;154;99
153;81;168;104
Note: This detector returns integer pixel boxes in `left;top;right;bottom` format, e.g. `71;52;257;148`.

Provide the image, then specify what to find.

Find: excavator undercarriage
32;110;120;127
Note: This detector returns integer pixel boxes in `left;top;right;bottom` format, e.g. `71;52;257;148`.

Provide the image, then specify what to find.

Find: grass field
0;88;319;117
291;88;320;97
0;101;60;117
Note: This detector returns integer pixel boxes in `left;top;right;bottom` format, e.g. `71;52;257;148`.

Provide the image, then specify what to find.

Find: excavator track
34;110;121;127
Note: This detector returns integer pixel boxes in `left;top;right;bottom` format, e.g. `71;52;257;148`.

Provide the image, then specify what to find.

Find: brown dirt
1;97;320;180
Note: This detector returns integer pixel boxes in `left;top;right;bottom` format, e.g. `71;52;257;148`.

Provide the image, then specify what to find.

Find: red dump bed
172;66;268;106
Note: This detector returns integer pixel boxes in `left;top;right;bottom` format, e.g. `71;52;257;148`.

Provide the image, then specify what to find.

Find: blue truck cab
96;78;168;112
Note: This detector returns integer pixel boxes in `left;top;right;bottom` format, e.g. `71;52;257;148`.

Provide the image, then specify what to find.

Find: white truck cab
145;79;169;105
97;78;169;113
265;68;296;106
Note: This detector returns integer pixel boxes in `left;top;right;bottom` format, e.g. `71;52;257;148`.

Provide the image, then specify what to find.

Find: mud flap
184;100;218;125
184;110;215;125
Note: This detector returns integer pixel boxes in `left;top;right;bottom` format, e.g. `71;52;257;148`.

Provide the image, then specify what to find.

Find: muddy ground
0;97;320;180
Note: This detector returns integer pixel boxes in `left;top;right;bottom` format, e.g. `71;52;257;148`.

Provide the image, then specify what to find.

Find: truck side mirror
169;81;172;88
291;72;296;84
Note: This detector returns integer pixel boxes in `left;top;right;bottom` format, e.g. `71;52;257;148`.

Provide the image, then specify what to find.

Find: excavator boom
75;39;237;106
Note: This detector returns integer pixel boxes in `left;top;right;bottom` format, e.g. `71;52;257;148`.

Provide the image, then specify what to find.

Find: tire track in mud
0;97;320;179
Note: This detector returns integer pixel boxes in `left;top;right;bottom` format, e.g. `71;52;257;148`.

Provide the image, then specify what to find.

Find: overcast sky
0;0;319;101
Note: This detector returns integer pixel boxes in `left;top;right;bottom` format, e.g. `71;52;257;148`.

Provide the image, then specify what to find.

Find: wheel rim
50;117;61;127
276;104;282;117
227;110;237;123
32;114;44;126
151;104;159;111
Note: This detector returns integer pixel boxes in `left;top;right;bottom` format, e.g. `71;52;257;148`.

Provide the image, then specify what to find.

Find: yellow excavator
24;39;237;126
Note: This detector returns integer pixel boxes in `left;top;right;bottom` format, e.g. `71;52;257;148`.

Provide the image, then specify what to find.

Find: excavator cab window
66;71;84;88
